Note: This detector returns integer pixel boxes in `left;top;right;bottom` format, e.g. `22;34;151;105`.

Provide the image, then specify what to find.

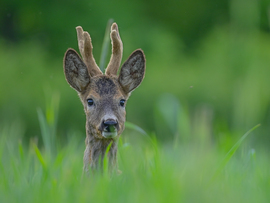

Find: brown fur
63;22;146;173
105;23;123;76
76;26;102;77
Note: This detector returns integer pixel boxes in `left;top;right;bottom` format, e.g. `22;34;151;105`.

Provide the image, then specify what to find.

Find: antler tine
76;26;85;60
83;31;103;76
76;26;102;77
105;23;123;76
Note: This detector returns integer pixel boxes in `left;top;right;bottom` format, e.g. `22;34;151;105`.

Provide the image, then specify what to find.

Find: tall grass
0;95;269;203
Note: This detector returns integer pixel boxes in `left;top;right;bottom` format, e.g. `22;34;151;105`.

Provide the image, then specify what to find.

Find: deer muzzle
101;119;119;138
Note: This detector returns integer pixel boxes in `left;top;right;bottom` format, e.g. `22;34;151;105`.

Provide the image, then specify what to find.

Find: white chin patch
102;131;118;139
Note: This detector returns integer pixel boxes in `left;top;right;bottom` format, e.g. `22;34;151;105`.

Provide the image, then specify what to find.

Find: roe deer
63;23;146;173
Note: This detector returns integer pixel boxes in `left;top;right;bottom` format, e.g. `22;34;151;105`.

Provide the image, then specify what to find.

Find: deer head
63;23;145;172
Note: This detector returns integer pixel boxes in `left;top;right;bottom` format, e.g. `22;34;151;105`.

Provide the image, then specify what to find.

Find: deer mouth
101;119;119;139
102;131;118;138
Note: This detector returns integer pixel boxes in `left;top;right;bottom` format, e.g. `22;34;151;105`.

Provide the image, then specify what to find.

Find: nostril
104;120;118;126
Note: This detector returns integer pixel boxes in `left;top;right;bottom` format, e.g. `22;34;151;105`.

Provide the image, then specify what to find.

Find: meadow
1;0;270;202
0;97;269;202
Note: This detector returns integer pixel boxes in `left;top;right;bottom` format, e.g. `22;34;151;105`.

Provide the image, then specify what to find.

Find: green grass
1;16;270;202
0;109;269;203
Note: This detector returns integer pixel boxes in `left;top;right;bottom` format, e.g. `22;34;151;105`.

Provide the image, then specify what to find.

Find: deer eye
87;98;94;106
120;99;125;107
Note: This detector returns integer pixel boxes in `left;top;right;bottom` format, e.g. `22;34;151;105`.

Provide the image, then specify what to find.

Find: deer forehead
84;76;125;99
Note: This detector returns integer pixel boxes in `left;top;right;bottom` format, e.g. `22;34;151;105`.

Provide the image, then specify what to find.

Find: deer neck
83;122;118;172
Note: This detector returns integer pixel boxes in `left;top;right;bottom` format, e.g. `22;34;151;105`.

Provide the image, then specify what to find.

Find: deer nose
103;119;118;132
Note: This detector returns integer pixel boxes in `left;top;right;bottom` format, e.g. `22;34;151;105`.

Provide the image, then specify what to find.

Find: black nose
103;119;118;132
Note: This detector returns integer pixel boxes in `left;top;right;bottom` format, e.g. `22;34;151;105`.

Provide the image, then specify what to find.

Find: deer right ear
64;48;90;92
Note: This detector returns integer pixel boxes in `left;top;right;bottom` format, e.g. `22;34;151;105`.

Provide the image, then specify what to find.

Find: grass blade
99;19;114;73
33;143;47;171
125;121;147;135
37;108;51;154
214;123;261;178
103;141;113;176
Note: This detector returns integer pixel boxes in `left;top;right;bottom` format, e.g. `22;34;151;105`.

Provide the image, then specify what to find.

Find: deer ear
64;48;90;92
118;49;146;93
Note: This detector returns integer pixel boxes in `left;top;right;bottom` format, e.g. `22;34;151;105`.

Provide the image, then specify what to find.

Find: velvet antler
76;26;102;77
105;23;123;76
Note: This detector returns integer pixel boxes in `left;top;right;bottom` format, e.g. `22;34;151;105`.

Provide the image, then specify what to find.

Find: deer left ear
118;49;146;93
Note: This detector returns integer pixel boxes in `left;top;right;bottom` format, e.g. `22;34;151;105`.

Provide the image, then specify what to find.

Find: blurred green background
0;0;270;147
